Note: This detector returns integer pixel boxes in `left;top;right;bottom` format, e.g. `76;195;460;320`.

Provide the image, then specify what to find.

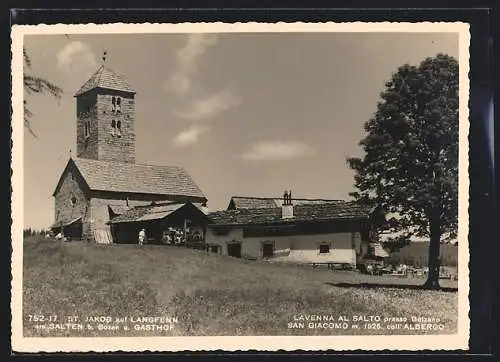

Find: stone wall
96;90;136;163
75;89;136;163
76;91;99;160
53;166;90;239
89;196;154;234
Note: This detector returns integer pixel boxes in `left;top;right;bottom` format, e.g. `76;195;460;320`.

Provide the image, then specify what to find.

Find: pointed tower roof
74;65;135;97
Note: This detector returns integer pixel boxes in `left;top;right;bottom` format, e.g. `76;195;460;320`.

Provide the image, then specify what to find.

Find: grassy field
23;236;458;337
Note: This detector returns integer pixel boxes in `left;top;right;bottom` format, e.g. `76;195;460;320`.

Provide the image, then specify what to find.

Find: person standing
138;228;146;246
402;263;408;277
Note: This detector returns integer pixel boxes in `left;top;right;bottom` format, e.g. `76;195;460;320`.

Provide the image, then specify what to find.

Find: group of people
137;227;203;246
161;228;185;245
364;263;414;277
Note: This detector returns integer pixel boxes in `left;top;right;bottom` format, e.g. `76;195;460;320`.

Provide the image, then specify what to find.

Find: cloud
173;125;210;147
168;72;192;95
174;89;241;121
165;34;218;95
241;141;315;161
56;41;97;73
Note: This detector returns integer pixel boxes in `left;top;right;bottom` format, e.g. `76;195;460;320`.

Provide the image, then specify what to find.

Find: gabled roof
75;65;135;97
209;201;370;226
227;196;343;210
108;202;183;224
108;202;209;224
53;158;207;201
108;205;131;216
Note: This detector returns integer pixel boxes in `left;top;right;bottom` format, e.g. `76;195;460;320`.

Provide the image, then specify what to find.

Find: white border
11;21;470;352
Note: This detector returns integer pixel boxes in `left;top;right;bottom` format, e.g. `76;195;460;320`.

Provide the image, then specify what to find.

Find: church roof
53;158;207;201
74;65;135;96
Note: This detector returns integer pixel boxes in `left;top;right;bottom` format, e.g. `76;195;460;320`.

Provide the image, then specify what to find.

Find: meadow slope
22;237;458;337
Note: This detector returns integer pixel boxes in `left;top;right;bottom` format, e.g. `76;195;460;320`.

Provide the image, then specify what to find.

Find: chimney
282;190;294;219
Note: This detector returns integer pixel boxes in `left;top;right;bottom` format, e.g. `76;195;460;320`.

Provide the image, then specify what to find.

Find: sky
22;32;458;230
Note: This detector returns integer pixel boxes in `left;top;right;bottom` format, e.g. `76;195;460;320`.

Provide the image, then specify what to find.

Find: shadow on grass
325;282;458;293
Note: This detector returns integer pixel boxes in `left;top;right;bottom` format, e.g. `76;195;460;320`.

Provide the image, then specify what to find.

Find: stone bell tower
74;52;136;163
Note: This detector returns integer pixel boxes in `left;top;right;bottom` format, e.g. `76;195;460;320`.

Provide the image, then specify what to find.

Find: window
116;120;122;137
70;193;77;206
319;243;330;254
213;228;230;236
208;245;220;254
111;120;116;136
84;120;90;138
112;97;122;113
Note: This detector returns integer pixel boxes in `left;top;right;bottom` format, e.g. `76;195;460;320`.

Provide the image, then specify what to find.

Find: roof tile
109;202;207;224
229;196;343;209
209;202;370;226
71;157;206;200
108;205;131;215
75;65;135;96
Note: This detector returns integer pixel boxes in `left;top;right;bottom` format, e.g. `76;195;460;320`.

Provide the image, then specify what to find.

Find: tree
347;54;459;290
23;47;63;137
23;228;36;237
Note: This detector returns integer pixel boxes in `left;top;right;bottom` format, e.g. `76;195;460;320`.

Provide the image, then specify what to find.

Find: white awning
50;216;82;229
368;243;390;258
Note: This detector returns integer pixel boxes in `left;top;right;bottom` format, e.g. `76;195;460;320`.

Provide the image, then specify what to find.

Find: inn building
204;193;373;268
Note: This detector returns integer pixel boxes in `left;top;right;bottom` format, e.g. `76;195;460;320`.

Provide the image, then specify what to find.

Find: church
51;59;208;244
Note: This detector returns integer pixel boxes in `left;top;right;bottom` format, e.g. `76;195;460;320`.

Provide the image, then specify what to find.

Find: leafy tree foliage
23;48;63;137
347;54;459;289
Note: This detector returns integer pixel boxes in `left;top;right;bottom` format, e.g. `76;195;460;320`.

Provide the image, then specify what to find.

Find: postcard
11;21;470;352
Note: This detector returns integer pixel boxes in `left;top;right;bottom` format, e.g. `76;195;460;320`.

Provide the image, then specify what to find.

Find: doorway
262;241;275;258
227;242;242;258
